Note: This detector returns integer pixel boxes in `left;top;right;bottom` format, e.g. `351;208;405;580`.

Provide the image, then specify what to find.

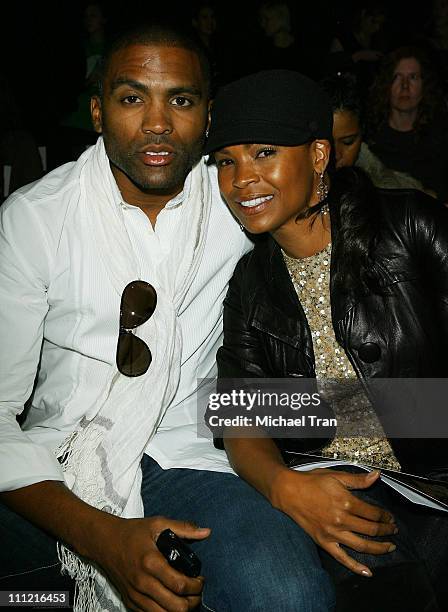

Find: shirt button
358;342;381;363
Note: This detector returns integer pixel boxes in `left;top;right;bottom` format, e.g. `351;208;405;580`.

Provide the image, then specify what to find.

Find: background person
326;1;388;95
59;1;109;137
422;0;448;91
319;71;435;194
255;1;310;74
366;44;448;203
191;1;225;92
0;72;44;201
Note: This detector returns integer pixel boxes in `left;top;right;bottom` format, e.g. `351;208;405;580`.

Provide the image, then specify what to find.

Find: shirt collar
165;171;192;210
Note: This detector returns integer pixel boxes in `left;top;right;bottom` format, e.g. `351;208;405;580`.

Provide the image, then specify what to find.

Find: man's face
91;44;208;201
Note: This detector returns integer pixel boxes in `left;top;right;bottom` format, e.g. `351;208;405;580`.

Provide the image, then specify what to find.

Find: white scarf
54;138;211;611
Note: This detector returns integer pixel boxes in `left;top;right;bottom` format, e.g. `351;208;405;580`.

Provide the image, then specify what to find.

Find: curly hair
366;45;443;139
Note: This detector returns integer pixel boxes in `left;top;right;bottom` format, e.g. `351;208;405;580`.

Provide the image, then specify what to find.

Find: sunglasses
116;280;157;377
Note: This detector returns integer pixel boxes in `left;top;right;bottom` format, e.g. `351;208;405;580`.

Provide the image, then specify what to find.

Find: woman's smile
235;194;275;216
236;194;274;208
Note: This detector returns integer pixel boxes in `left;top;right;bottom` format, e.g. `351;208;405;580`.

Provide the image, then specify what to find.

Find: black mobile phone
156;529;202;578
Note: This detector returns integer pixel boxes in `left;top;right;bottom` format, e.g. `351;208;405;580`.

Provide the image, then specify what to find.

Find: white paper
292;460;448;513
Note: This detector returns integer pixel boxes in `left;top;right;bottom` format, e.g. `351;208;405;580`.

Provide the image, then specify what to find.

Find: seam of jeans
201;602;217;612
0;562;61;580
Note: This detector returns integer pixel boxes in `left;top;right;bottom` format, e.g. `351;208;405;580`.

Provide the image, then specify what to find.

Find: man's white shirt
0;142;252;491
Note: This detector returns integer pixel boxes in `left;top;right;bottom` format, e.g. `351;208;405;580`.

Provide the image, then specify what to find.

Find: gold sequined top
283;242;400;471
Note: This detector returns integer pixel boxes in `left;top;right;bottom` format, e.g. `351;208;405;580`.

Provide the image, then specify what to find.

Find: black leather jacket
217;189;448;475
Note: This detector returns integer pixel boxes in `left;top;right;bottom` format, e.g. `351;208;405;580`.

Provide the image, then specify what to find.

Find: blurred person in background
327;1;388;96
191;1;224;91
0;72;43;202
320;71;435;195
367;44;448;203
192;0;217;51
422;0;448;91
56;1;109;166
255;1;311;75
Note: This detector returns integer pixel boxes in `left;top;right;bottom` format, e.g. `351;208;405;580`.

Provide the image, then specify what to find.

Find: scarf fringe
55;423;120;611
58;542;99;612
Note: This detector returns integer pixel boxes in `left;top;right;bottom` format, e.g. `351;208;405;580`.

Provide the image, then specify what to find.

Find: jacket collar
244;235;314;357
244;231;358;351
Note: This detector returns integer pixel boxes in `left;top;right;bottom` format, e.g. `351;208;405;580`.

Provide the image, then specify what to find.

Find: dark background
0;0;433;158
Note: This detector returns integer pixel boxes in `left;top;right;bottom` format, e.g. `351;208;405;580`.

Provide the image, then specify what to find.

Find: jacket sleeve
380;193;448;473
217;255;268;380
412;193;448;344
206;255;268;449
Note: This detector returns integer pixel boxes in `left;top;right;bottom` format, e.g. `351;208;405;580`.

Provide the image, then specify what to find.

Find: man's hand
92;516;210;612
271;468;397;577
1;482;210;612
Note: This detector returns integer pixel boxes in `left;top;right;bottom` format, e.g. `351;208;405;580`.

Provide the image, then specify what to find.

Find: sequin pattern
283;243;400;471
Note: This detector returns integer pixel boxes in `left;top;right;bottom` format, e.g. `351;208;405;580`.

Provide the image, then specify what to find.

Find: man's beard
105;133;205;194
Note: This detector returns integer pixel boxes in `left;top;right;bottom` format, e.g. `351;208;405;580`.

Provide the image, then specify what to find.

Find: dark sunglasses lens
117;332;152;377
121;281;157;330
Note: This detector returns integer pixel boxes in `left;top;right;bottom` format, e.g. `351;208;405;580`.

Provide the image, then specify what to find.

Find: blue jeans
0;501;75;597
318;467;448;611
0;456;335;611
2;457;448;610
140;455;335;612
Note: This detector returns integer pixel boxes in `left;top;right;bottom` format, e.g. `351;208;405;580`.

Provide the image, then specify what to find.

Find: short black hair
97;20;211;98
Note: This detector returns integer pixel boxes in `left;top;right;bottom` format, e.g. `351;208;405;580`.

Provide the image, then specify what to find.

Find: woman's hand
90;515;210;612
270;468;397;577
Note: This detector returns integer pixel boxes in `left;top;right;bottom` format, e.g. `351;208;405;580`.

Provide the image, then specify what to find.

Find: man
0;23;335;612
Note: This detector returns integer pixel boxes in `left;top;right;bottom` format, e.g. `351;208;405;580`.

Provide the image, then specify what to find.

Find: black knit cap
204;69;333;155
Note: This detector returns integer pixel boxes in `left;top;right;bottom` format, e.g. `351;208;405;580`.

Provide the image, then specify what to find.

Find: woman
367;45;448;203
204;69;448;610
319;71;434;195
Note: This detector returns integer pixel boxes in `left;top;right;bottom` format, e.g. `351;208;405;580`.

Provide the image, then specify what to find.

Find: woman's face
214;142;325;236
332;110;362;168
390;57;423;114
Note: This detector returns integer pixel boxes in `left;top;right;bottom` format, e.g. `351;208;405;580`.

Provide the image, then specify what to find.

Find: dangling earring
316;171;329;215
239;222;245;232
316;171;329;201
205;128;210;138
